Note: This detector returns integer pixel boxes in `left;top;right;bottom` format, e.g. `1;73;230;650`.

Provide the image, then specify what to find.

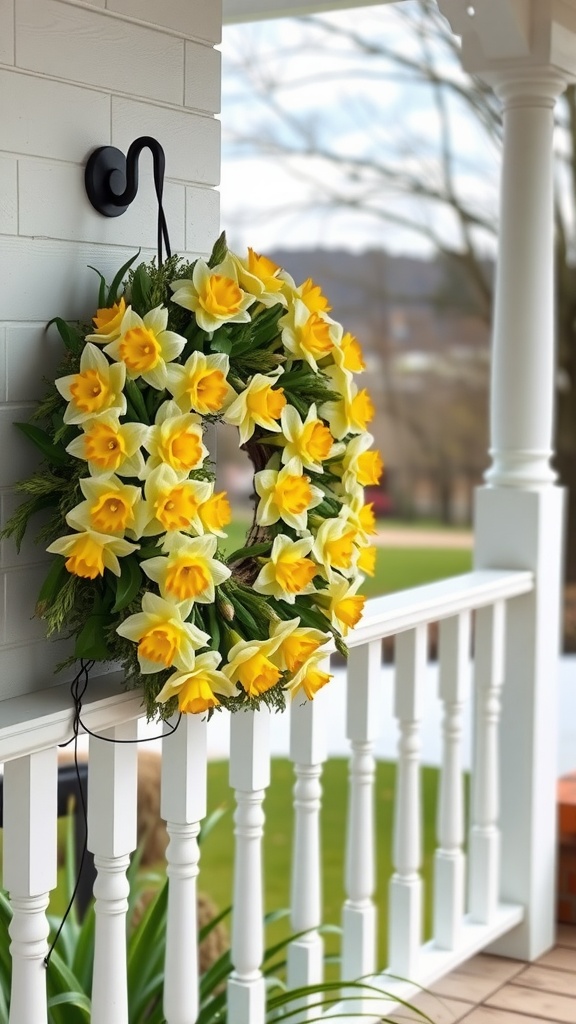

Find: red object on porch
558;772;576;924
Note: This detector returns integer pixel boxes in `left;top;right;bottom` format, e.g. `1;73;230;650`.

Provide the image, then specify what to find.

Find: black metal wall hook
85;135;171;263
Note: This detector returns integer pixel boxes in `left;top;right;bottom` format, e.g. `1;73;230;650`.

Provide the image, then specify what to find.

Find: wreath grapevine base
3;234;383;721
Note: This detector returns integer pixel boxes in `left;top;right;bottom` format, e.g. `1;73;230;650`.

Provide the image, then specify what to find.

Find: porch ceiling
223;0;403;24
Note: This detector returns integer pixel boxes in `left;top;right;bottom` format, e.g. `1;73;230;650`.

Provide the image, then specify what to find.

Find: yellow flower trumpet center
84;422;127;470
356;450;384;487
160;429;203;473
64;534;105;579
156;487;199;532
301;313;334;357
119;326;161;373
237;652;281;697
280;635;321;674
186;368;228;413
350;389;375;430
247;248;283;291
300;420;333;463
340;332;365;372
92;297;126;334
300;278;331;313
139;623;182;667
300;666;332;701
199;492;232;533
357;545;377;576
201;274;243;317
70;370;109;414
90;493;134;533
276;556;316;594
274;474;314;516
335;594;366;629
359;503;377;535
165;557;211;601
325;529;356;569
178;675;220;714
247;384;286;422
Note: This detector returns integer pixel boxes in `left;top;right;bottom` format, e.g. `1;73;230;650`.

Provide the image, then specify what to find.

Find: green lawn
200;757;443;974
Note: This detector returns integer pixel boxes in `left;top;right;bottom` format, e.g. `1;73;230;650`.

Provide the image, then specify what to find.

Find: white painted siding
0;0;222;700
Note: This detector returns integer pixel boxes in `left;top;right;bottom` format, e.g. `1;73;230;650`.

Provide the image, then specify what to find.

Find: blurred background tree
221;0;576;579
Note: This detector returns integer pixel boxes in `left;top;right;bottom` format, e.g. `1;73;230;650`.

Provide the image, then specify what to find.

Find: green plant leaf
130;264;153;314
38;557;68;607
15;422;68;466
46;317;84;356
226;541;272;564
124;379;150;425
107;252;139;305
47;992;91;1016
112;556;142;613
208;231;228;268
74;613;112;660
87;266;108;308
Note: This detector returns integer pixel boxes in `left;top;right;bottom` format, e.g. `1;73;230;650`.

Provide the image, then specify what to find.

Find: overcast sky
218;4;501;256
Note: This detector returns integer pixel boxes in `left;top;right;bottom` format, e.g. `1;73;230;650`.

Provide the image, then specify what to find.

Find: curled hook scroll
85;135;171;264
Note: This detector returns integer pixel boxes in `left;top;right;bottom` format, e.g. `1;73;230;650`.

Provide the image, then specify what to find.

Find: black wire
152;156;171;267
44;659;181;968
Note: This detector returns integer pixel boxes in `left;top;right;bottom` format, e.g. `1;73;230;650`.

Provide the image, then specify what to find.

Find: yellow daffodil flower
311;515;358;580
254;457;324;533
198;491;232;537
142;533;231;604
170;254;256;334
86;297;126;343
333;331;366;373
346;489;378;542
279;298;341;372
66;415;148;478
167;351;232;415
66;475;142;537
269;403;340;474
223;371;287;444
155;650;238;714
47;529;138;579
55;343;126;425
232;248;289;307
340;433;384;492
319;365;375;440
253;534;317;603
104;305;186;390
356;544;377;577
324;577;366;636
285;650;333;701
116;592;209;674
296;278;332;314
133;464;213;538
143;400;208;476
223;619;299;697
271;621;329;674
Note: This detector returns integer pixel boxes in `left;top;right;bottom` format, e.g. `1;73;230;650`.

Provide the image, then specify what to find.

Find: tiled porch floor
388;925;576;1024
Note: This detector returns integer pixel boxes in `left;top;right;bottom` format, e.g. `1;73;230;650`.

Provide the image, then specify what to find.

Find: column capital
438;0;576;83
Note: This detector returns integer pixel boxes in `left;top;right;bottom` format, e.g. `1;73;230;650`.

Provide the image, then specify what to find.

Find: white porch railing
0;567;537;1023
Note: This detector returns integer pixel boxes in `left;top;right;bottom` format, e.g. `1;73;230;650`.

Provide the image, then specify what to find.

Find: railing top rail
346;568;534;648
0;569;533;764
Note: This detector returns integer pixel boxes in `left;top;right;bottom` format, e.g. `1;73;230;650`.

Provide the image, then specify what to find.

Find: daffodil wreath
3;234;383;720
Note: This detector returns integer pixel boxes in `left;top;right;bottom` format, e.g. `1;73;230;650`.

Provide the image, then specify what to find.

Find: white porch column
474;68;566;959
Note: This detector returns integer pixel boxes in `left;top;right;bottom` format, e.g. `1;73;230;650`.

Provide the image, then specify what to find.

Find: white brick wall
0;0;222;701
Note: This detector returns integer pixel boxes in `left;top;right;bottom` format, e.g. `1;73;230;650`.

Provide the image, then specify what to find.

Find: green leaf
47;992;92;1016
124;378;150;425
15;422;68;466
46;316;84;355
210;331;232;354
112;556;142;613
107;252;139;305
87;265;108;308
208;231;228;268
130;263;153;314
37;556;68;608
74;613;112;660
226;540;272;564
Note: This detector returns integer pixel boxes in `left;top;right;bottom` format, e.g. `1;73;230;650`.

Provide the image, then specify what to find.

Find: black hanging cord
85;136;171;266
44;659;181;968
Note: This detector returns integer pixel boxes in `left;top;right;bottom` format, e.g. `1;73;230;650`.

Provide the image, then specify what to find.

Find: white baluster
3;748;57;1024
287;685;327;1021
433;613;470;950
161;713;207;1024
388;625;426;979
468;601;505;924
228;709;270;1024
342;641;380;984
88;722;138;1024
